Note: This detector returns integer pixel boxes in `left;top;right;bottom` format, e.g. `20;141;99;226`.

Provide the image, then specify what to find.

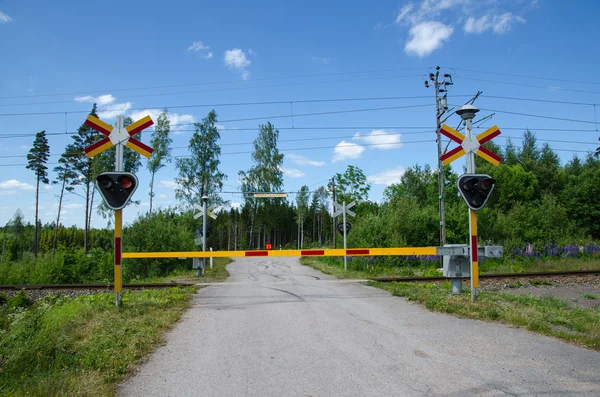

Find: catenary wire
0;67;425;100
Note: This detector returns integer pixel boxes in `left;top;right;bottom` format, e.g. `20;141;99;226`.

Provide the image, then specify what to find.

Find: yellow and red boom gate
123;247;438;259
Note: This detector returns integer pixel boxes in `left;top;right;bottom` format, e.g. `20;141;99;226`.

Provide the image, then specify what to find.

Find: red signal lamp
266;243;272;250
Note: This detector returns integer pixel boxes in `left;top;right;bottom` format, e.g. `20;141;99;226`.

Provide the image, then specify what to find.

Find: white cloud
98;102;132;119
353;130;403;150
224;48;251;79
187;41;213;59
0;179;34;190
224;49;250;68
74;94;131;119
248;48;257;57
395;4;414;24
464;13;525;34
0;190;17;195
367;167;406;186
393;1;526;56
281;167;306;178
63;203;83;209
405;21;453;57
463;15;489;34
286;153;325;167
493;13;526;34
187;41;208;52
0;11;12;24
230;202;241;210
43;185;53;190
158;193;168;199
332;141;365;163
420;0;469;14
159;180;178;188
75;94;116;106
129;109;195;134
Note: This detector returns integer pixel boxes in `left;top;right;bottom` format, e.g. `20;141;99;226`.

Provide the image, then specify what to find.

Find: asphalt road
120;257;600;397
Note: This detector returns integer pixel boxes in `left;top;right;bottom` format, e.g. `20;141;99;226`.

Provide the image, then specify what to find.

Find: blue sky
1;0;599;228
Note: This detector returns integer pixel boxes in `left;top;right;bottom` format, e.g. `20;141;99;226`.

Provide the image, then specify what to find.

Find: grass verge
371;281;600;351
139;257;233;284
0;287;197;396
301;256;600;280
300;256;442;279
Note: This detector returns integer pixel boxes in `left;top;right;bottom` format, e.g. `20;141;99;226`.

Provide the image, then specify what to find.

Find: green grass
0;287;197;396
530;279;553;286
372;281;600;351
300;256;441;279
583;293;598;300
139;257;233;284
301;256;600;280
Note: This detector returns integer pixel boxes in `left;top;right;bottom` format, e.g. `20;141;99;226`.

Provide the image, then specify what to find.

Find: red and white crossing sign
83;115;155;158
439;124;502;166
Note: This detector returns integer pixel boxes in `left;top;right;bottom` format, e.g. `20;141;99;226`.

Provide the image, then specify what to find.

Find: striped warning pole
114;209;123;307
469;209;479;301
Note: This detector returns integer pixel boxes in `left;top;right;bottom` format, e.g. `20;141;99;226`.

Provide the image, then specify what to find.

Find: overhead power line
0;139;436;166
0;67;425;100
0;130;436;159
481;95;600;107
0;76;430;108
2;124;600;141
456;77;600;96
449;104;598;125
0;101;434;118
455;68;600;86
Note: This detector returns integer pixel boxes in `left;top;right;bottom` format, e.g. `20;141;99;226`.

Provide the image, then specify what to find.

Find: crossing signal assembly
96;172;139;210
457;174;495;211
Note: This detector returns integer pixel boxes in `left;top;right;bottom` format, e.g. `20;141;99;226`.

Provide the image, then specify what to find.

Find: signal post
440;105;502;301
84;114;154;306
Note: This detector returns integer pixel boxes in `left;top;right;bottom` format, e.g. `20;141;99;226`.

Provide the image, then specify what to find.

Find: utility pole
331;177;336;249
425;66;453;248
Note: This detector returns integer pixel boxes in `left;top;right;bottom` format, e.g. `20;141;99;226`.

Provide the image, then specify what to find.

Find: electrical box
442;244;470;278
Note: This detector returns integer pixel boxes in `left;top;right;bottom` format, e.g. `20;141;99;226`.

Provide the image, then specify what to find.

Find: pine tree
52;151;77;253
67;104;101;252
26;130;50;258
295;186;310;249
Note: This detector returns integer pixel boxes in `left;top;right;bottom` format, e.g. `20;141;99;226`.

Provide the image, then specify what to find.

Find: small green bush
7;291;32;310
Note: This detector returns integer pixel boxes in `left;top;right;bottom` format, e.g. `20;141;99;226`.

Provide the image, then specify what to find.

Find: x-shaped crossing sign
83;115;155;158
333;201;356;218
439;124;502;166
194;204;218;220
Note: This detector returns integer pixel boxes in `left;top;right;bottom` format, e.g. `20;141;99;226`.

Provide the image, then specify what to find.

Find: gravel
480;274;600;309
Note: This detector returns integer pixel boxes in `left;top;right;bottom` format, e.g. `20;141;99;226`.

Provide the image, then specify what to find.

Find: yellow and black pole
115;209;123;306
469;209;478;301
114;116;125;307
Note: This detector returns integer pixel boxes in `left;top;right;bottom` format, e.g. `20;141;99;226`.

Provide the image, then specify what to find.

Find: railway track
370;269;600;283
0;282;195;291
0;270;598;290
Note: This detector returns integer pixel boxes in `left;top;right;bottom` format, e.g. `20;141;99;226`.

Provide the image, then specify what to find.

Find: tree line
3;105;600;275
